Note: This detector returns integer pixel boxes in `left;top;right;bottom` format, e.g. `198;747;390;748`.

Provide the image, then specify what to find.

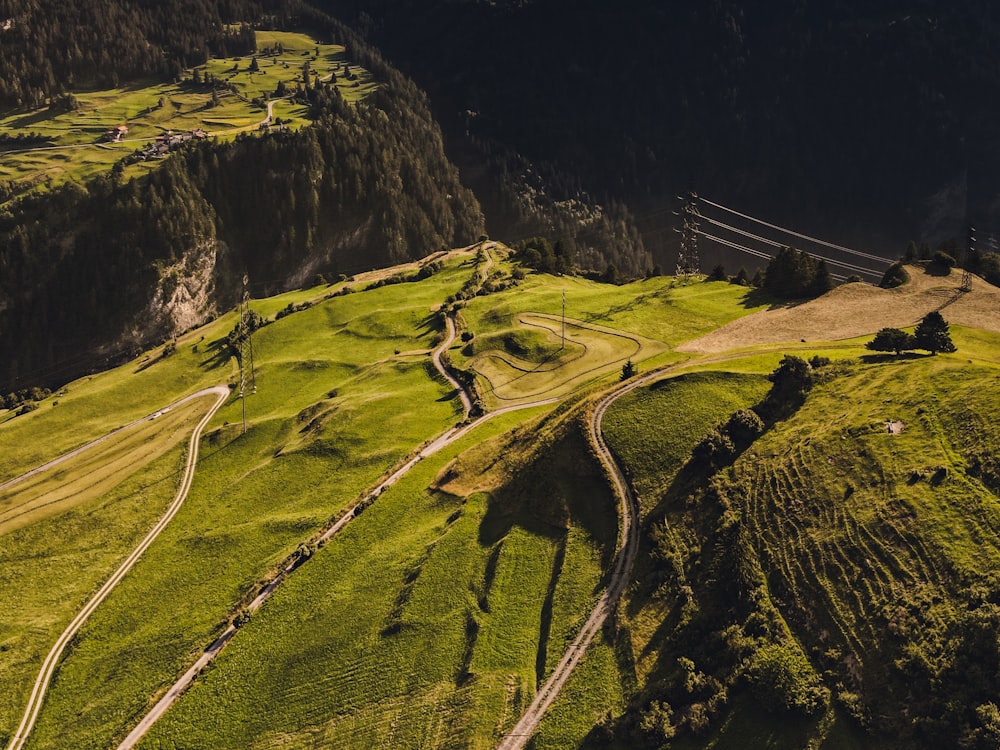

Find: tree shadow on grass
199;336;235;370
858;352;927;365
738;287;807;311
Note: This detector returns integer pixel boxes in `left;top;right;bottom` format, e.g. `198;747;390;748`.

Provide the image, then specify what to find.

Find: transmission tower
561;289;566;349
961;225;974;293
238;274;257;434
675;191;701;280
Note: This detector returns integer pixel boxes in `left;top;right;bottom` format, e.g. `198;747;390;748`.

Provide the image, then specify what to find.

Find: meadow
0;399;209;741
0;30;375;197
449;266;771;407
565;335;1000;749
1;256;474;748
6;245;996;749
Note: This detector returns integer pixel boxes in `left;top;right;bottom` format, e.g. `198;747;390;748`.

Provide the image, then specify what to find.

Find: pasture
0;31;375;197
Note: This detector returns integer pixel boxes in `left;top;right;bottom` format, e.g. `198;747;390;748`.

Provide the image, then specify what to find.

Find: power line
700;196;891;264
694;231;848;281
697;211;885;277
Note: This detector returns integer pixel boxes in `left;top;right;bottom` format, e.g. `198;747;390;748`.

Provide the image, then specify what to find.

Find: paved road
5;386;230;750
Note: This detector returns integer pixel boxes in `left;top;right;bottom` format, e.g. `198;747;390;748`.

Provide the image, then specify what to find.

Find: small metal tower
961;225;974;293
675;191;701;280
238;274;257;434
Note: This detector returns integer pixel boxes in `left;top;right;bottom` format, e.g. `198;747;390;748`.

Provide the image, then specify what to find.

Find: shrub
745;642;828;715
880;261;910;289
725;408;765;447
930;250;956;272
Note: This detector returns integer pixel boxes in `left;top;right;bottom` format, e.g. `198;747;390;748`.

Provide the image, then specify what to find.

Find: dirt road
5;386;230;750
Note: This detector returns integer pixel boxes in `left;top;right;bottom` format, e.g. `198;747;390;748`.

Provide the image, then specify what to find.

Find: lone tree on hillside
914;311;956;354
866;327;917;356
621;359;637;380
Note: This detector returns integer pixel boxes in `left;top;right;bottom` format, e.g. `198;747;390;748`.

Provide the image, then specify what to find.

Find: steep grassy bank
584;346;1000;749
3;257;474;749
137;402;616;749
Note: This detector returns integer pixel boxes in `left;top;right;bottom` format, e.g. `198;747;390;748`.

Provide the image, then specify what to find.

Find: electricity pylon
238;274;257;435
675;191;701;280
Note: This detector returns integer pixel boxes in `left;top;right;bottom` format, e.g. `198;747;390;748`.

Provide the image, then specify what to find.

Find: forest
324;0;1000;264
0;1;483;391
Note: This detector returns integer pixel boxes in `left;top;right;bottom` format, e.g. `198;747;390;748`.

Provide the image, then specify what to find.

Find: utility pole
238;273;257;435
961;225;975;293
561;289;566;349
675;190;701;281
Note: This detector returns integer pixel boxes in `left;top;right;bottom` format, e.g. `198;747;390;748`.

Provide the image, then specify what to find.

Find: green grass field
134;398;618;749
450;270;771;407
0;399;211;740
2;256;474;748
602;371;771;512
0;31;375;199
572;343;1000;749
5;246;999;750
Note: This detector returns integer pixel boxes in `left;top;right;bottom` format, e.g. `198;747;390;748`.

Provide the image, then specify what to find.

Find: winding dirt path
496;366;662;749
432;314;473;419
5;386;230;750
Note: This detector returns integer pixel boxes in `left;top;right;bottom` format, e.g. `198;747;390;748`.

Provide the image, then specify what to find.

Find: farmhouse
103;125;129;142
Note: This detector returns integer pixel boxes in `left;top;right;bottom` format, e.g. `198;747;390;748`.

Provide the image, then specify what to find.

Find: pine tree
914;311;956;354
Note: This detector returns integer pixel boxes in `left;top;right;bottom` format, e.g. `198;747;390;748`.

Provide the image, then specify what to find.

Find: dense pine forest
325;0;1000;261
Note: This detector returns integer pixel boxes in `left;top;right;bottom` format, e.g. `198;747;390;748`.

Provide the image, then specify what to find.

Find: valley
0;31;374;198
3;4;1000;747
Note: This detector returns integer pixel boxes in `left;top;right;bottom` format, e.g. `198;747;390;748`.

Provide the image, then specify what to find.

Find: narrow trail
115;250;557;750
496;364;658;750
432;314;473;419
5;386;230;750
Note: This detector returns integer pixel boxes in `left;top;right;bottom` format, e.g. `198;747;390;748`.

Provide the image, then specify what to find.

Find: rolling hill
2;245;999;749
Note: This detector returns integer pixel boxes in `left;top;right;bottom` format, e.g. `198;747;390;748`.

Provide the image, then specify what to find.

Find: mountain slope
591;349;1000;749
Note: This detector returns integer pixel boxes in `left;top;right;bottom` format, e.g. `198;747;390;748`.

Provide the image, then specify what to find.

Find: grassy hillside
7;252;999;749
134;402;614;749
574;342;1000;749
1;255;475;748
0;31;373;198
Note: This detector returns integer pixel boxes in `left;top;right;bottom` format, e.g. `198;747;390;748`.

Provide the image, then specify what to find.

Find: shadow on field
738;287;803;310
9;108;59;129
200;336;235;370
